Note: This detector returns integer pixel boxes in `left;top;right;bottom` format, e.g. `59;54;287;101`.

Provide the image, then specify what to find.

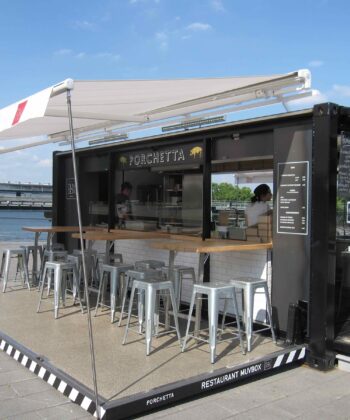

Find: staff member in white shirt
245;184;272;227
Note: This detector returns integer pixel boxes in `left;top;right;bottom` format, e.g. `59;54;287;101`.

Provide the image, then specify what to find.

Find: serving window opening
114;165;203;236
211;164;273;242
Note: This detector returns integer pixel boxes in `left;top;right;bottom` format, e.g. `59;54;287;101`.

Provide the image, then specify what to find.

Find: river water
0;209;50;242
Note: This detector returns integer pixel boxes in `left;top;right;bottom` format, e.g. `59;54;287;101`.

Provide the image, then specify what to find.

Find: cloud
73;20;96;31
155;31;168;51
211;0;225;12
186;22;212;31
94;52;120;61
153;21;211;50
53;49;73;56
0;143;56;183
308;60;324;68
76;52;86;59
37;159;52;168
287;90;328;109
53;49;120;61
331;84;350;97
53;49;86;59
129;0;160;4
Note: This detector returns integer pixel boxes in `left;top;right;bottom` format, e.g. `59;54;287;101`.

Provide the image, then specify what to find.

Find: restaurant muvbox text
201;363;263;390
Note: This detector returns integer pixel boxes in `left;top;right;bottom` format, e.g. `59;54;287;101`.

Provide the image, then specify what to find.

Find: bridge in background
0;182;52;209
0;182;52;195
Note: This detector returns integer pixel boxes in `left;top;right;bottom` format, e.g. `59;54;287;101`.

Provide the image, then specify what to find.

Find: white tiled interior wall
93;240;271;322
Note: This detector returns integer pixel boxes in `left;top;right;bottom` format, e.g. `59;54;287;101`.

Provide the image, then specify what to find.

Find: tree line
212;183;252;201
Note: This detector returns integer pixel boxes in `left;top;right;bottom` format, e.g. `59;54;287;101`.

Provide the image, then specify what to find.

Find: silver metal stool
67;254;93;304
135;260;165;270
108;253;123;264
67;254;83;287
0;249;30;292
37;261;83;319
51;243;65;251
162;265;196;309
122;278;181;355
118;268;164;327
96;252;123;265
95;262;134;323
182;282;245;364
20;244;43;283
41;243;65;255
38;250;68;290
73;249;100;288
41;243;65;256
222;277;276;352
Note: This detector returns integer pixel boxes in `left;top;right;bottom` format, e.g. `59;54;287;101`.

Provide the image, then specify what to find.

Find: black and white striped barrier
0;332;106;418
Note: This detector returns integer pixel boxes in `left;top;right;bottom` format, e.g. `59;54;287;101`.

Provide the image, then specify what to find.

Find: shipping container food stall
51;102;350;417
0;73;349;419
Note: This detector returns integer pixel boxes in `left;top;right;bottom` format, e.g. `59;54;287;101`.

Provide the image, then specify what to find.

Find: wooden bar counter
151;238;272;254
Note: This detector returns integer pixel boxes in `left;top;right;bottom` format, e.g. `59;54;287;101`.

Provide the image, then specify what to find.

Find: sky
0;0;350;184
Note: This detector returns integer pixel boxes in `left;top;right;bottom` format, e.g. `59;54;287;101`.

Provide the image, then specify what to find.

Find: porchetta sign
118;144;203;169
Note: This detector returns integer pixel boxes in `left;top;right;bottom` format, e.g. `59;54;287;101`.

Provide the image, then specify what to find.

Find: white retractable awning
0;69;313;153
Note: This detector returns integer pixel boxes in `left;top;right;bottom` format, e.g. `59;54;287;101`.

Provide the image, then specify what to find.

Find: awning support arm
66;89;101;419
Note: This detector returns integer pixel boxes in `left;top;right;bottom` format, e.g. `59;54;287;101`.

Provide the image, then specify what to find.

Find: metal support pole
66;90;101;418
308;103;338;370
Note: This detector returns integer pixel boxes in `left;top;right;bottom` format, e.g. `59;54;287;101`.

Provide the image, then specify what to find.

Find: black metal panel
57;155;78;250
308;103;339;370
202;137;211;283
52;151;60;226
272;125;312;334
212;131;273;162
202;137;211;239
108;152;116;229
54;110;313;161
82;155;109;172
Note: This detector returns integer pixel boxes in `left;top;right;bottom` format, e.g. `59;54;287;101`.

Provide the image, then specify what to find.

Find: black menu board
66;178;76;200
338;132;350;199
277;161;309;235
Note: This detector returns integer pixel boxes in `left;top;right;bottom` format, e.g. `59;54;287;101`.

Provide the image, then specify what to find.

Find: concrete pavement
0;350;92;419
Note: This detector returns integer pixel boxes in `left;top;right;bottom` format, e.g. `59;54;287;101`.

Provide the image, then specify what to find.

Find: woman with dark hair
245;184;272;227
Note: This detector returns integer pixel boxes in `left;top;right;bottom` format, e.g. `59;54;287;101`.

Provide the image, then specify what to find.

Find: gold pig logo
119;156;128;165
190;146;202;159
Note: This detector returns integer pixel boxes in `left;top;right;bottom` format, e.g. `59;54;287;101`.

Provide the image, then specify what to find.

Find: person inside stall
245;183;272;227
116;181;133;228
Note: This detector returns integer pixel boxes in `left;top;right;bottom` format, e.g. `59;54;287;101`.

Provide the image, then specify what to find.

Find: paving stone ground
0;350;93;420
